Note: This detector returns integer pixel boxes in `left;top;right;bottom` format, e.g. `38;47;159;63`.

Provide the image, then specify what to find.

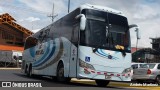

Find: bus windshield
80;9;130;52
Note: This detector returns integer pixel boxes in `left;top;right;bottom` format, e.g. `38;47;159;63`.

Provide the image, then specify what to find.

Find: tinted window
141;64;156;69
157;64;160;69
81;9;130;52
139;64;144;67
132;64;138;69
72;23;79;46
19;56;22;60
24;37;37;50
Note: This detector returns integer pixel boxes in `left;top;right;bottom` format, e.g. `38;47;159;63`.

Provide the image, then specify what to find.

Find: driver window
157;64;160;69
72;23;79;47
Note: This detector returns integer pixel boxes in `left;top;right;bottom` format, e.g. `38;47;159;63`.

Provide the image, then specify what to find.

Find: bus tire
25;65;28;74
27;64;32;77
95;80;110;87
57;63;70;82
51;76;57;81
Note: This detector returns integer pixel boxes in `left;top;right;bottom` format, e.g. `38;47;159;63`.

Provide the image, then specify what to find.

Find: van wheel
155;76;160;85
95;80;110;87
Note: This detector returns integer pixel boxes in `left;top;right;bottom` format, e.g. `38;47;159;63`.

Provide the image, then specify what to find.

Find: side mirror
75;14;86;31
129;24;141;39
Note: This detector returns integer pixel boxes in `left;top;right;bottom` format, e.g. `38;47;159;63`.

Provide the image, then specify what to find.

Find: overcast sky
0;0;160;48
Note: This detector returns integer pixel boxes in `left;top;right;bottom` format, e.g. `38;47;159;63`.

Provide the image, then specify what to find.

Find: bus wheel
27;65;32;77
57;63;65;82
25;65;28;75
95;80;110;87
155;76;160;85
51;76;57;81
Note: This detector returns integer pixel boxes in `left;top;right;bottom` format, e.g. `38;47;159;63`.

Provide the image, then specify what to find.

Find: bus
22;4;140;86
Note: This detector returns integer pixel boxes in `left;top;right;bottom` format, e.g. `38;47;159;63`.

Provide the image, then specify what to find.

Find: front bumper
77;67;131;81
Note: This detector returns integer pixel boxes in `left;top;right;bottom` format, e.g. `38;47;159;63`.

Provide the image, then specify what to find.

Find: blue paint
32;40;56;67
96;49;119;60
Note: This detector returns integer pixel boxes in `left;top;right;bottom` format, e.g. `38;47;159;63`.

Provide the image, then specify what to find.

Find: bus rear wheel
27;64;32;77
95;80;110;87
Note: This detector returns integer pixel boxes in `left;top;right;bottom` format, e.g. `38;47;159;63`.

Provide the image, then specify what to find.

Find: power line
68;0;70;13
47;3;58;22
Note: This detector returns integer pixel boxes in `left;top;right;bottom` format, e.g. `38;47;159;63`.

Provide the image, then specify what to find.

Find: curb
0;68;21;70
71;79;160;90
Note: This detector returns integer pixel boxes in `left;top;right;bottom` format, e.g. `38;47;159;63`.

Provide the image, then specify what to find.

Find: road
0;69;159;90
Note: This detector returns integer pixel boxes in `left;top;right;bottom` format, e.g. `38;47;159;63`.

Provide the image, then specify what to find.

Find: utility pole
68;0;70;13
48;3;58;22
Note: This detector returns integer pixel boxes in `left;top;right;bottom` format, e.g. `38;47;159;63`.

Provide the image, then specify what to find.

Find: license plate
105;75;111;80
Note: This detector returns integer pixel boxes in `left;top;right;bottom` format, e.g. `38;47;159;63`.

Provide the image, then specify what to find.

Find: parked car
131;63;146;69
132;63;160;84
131;63;146;79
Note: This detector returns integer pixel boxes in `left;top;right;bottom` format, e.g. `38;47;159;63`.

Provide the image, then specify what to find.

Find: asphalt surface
0;68;160;90
0;69;138;90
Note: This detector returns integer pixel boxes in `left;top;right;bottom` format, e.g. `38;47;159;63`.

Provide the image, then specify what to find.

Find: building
0;13;33;51
151;37;160;51
132;48;160;63
131;47;141;53
131;37;160;63
0;13;33;67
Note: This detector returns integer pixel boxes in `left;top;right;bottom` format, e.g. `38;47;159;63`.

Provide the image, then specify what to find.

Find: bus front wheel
95;80;110;87
57;63;71;82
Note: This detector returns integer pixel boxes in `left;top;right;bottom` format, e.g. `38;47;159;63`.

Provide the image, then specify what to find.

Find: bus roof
29;4;125;38
79;4;124;16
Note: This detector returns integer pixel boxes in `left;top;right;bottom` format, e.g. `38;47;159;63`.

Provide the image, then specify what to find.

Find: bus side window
24;37;38;50
71;23;79;47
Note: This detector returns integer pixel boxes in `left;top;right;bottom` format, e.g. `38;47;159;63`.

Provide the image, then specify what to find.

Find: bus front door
69;24;79;77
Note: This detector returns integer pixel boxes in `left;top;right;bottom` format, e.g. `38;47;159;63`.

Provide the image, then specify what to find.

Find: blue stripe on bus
96;49;109;58
100;49;119;60
96;49;119;60
32;41;51;66
32;41;56;67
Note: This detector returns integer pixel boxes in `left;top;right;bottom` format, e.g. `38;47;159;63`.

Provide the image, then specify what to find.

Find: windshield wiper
93;48;98;53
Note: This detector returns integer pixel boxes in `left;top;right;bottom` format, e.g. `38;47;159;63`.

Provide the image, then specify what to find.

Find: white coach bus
22;4;140;86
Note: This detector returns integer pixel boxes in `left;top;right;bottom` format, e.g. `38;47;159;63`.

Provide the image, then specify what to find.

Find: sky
0;0;160;48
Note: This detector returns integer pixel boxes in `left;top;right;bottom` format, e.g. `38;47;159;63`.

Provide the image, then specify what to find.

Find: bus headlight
79;59;95;70
122;68;131;74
